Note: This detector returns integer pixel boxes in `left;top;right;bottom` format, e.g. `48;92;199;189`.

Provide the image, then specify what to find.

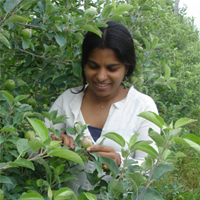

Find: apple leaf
48;148;84;166
103;132;125;147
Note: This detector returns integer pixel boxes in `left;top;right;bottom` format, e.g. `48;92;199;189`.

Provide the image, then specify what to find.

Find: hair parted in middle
79;21;136;92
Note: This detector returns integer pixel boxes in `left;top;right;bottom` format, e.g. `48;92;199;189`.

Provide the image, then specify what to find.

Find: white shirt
45;86;160;195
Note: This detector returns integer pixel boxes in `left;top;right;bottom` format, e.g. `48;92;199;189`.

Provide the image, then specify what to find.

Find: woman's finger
87;145;114;153
95;152;116;159
69;136;75;149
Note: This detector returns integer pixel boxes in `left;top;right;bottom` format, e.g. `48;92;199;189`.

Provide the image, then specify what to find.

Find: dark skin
51;48;128;169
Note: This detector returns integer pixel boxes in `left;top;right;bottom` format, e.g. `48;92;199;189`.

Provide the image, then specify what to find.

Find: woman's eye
89;65;98;69
108;68;117;72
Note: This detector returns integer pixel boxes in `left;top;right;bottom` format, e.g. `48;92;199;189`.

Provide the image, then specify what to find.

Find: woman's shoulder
54;86;84;103
128;86;157;106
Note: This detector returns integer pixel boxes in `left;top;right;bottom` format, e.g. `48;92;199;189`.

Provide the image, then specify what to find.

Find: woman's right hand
51;133;75;150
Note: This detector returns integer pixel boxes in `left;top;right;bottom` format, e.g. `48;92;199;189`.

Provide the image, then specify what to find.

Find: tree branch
0;0;25;26
17;48;78;63
14;22;74;32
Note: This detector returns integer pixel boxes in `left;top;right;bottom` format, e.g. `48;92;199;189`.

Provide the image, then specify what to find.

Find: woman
46;21;159;195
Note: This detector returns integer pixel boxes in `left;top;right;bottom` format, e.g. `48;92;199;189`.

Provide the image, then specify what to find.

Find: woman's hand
86;145;121;170
51;133;75;150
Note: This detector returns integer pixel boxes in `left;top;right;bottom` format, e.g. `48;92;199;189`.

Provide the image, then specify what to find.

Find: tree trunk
174;0;180;15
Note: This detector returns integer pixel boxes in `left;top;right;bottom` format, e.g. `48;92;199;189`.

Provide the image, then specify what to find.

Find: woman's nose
96;68;107;82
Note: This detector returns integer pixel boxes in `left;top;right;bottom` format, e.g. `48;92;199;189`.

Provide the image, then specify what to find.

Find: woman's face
85;48;127;98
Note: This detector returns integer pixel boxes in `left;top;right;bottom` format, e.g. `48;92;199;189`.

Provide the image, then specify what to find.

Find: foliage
1;0;200;199
0;90;200;199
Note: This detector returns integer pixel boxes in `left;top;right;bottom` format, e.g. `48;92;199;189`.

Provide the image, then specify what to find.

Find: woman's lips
94;82;110;90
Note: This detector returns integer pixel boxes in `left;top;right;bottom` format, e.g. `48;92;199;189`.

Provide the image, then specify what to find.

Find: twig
14;22;74;32
136;147;166;200
17;48;76;64
35;63;48;99
0;0;25;26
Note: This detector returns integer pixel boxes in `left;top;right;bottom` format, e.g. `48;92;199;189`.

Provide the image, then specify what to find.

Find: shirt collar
113;86;134;109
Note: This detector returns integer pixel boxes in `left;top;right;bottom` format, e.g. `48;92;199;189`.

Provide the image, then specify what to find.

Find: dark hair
79;21;136;92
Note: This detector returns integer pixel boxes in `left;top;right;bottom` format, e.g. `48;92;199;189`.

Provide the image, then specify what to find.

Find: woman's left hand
86;145;121;170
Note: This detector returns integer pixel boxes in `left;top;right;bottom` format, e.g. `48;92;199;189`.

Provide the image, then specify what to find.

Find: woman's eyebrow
87;60;121;67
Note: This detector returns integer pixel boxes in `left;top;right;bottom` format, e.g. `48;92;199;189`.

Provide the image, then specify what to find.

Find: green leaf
74;18;86;26
16;138;31;155
110;15;126;23
13;112;24;125
14;95;29;103
45;1;53;15
83;192;97;200
27;118;49;142
130;140;153;153
0;33;11;49
0;175;13;184
140;4;153;12
75;32;84;42
72;62;82;77
0;136;5;144
128;172;146;188
132;186;164;200
151;164;173;181
1;125;16;132
103;132;125;147
148;129;164;147
54;187;77;200
1;90;14;102
93;159;103;174
43;112;53;121
82;25;102;37
102;4;113;19
0;105;7;116
129;133;140;147
60;173;78;183
28;137;45;151
48;148;84;166
115;4;133;14
152;37;159;48
174;118;197;129
138;0;147;6
52;75;68;86
22;37;30;49
18;192;44;200
174;152;186;158
38;158;52;175
9;158;35;170
99;156;119;178
164;64;171;80
20;0;40;10
56;164;64;175
109;179;125;196
138;111;164;129
4;15;30;25
178;138;200;153
112;0;116;11
121;148;129;158
134;144;158;158
143;38;151;51
3;0;20;12
95;21;108;28
167;83;177;92
182;134;200;146
84;8;97;18
48;186;53;200
55;34;66;47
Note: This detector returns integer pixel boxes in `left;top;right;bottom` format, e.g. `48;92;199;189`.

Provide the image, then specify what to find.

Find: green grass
153;148;200;199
